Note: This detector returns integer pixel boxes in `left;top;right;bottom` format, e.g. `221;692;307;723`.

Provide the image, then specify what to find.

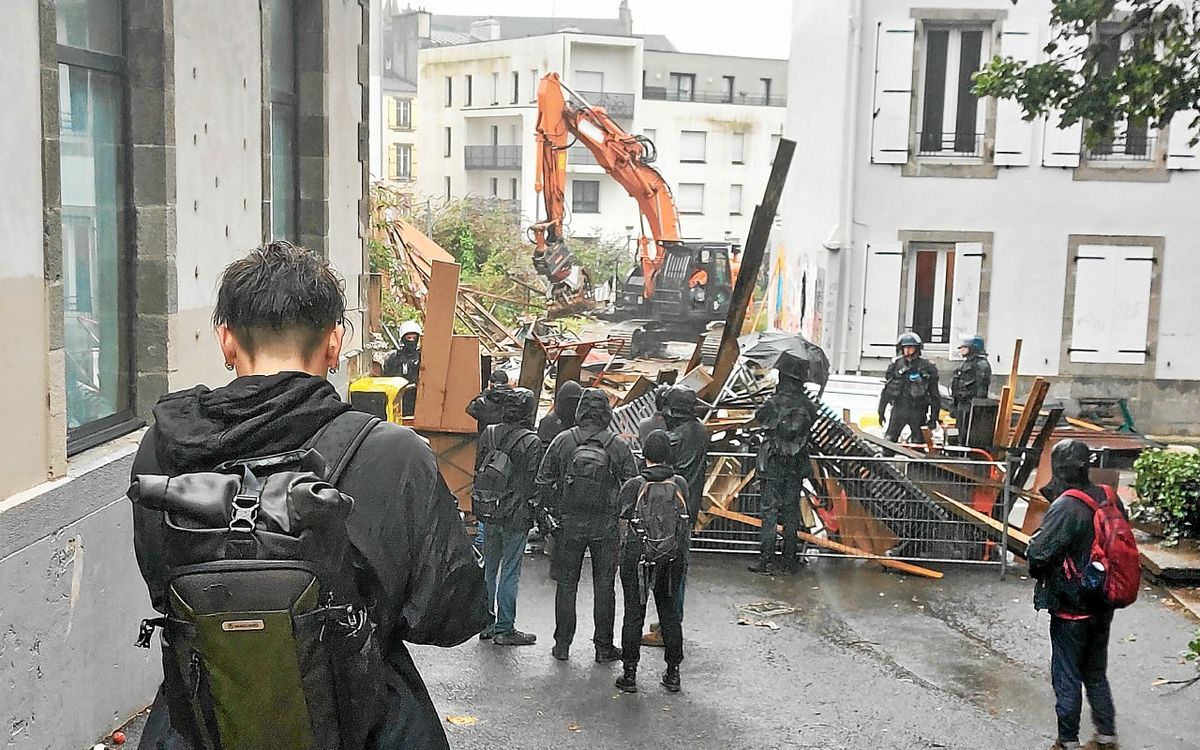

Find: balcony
464;145;522;170
575;90;635;119
642;87;786;107
1086;133;1157;163
915;131;984;159
567;144;599;167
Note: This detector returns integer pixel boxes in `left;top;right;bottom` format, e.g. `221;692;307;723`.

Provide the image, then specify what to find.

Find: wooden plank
701;138;795;402
1011;407;1063;489
697;458;756;531
685;333;705;374
421;431;478;511
928;491;1030;556
992;385;1012;446
556;349;583;387
413;260;461;430
703;505;943;580
1008;377;1047;449
518;335;546;393
823;473;897;556
618;375;656;407
439;335;483;433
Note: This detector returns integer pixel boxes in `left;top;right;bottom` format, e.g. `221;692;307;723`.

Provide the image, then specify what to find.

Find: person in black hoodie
1027;440;1124;750
130;242;487;750
537;388;638;663
537;379;582;444
468;370;513;433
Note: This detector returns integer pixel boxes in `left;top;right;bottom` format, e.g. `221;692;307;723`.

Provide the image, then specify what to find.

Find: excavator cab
616;243;733;325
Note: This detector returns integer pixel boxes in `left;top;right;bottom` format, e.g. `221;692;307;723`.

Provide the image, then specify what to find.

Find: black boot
615;664;638;693
661;664;681;692
595;644;623;663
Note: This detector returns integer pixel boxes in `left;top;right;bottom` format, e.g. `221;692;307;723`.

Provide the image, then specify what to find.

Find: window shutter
680;131;706;162
1167;110;1200;170
1069;245;1153;364
387;99;397;129
948;242;983;358
860;242;904;357
871;19;916;165
387;144;397;179
993;27;1039;166
1042;110;1083;167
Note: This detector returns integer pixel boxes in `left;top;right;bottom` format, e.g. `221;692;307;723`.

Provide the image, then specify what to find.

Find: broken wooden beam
929;491;1030;556
1008;377;1048;449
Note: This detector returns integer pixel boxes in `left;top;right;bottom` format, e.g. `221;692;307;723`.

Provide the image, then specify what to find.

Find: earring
225;362;234;371
328;366;338;375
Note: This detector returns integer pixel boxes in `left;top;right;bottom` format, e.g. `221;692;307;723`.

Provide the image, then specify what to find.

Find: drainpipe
835;0;864;374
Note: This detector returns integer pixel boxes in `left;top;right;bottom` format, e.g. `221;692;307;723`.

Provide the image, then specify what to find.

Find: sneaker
595;645;623;663
1051;742;1081;750
478;629;494;641
615;666;638;693
1085;738;1118;750
492;630;537;646
641;630;664;648
551;643;570;661
649;622;661;633
661;665;681;693
747;561;779;576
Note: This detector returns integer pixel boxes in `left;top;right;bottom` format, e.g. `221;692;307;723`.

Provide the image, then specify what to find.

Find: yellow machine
348;376;410;423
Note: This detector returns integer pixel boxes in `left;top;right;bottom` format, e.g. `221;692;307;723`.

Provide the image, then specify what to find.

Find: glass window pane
270;105;297;240
59;64;129;428
56;0;123;56
269;0;296;99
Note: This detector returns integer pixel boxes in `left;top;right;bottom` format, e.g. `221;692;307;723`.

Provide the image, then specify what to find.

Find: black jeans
758;476;804;566
620;550;684;668
1050;612;1116;744
553;528;619;648
885;405;928;443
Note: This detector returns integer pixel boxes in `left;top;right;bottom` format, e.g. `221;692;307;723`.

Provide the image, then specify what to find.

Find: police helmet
896;331;923;353
1050;439;1092;481
398;320;422;339
959;335;985;354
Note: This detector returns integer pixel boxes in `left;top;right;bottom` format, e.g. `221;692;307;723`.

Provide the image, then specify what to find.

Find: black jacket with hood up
537;380;582;444
130;372;487;750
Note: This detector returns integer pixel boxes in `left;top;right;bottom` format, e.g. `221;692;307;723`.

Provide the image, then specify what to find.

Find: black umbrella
737;330;831;392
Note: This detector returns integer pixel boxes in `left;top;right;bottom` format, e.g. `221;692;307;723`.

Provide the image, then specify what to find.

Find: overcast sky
417;0;793;59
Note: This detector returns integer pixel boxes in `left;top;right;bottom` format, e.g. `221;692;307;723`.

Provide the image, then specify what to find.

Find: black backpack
472;425;528;523
561;428;617;515
632;479;688;564
129;411;388;750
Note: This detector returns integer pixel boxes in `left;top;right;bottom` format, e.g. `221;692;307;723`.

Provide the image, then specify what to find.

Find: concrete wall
779;0;1200;433
0;1;51;499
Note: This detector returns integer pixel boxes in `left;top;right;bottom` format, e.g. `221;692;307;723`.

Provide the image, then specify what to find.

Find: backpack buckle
229;467;262;533
136;617;166;649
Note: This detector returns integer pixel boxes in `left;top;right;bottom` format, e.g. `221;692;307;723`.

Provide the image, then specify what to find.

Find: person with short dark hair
636;385;670;445
130;242;486;749
537;388;637;664
468;370;513;434
615;430;688;694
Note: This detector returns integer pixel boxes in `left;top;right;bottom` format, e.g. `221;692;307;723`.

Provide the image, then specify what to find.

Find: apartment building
777;0;1200;434
0;1;370;744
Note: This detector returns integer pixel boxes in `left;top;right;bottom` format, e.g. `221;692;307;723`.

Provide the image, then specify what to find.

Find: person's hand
878;409;886;424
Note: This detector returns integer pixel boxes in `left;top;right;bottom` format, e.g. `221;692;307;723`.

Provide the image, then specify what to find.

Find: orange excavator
531;73;734;349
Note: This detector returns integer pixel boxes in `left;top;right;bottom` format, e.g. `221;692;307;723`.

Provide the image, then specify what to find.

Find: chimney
470;17;500;41
618;0;632;35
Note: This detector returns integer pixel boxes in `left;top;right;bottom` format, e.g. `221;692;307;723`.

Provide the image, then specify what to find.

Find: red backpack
1061;486;1141;609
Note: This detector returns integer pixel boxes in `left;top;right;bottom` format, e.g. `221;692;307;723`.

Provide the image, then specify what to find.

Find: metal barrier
694;452;1012;571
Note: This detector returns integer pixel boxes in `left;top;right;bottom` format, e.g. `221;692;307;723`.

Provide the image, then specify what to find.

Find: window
510;177;518;199
444;127;452;157
388;144;412;180
268;0;298;240
1068;242;1156;364
511;71;520;104
760;77;772;103
465;74;473;106
729;184;743;215
445;76;453;106
905;243;956;345
572;180;600;213
530;69;538;103
491;72;499;105
57;0;134;439
573;70;605;92
917;25;989;157
680;130;706;162
444;176;451;199
678;183;704;214
668;72;695;102
722;75;735;103
732;132;746;163
1086;25;1153;163
388;98;411;130
489;177;499;197
490;125;499;146
644;128;657;144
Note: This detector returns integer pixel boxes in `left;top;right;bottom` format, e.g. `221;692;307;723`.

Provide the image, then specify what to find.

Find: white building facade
776;0;1200;435
415;32;787;250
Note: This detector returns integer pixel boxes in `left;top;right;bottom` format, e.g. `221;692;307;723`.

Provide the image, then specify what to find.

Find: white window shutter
1109;246;1154;364
1069;245;1153;365
871;19;916;165
1042;109;1083;167
949;243;984;358
861;242;904;357
1167;110;1200;170
993;27;1039;166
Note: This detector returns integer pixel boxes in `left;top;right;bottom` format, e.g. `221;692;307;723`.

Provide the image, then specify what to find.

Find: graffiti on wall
768;237;822;343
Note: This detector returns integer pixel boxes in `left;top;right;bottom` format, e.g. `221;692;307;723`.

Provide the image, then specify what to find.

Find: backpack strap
306;410;381;486
496;425;528;455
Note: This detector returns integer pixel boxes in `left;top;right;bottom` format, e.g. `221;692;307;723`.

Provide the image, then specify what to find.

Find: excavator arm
533;72;684;298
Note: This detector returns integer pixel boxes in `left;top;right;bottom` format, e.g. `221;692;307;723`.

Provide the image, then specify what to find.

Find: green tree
972;1;1200;146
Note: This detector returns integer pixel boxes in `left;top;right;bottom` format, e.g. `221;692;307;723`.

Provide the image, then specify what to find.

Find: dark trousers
758;477;804;566
553;529;619;648
885;406;928;443
1050;612;1117;743
620;552;684;668
950;402;970;445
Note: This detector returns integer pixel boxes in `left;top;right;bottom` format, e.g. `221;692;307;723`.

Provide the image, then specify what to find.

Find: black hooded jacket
664;412;708;524
536;389;637;536
537;380;582;443
467;385;510;433
130;372;487;749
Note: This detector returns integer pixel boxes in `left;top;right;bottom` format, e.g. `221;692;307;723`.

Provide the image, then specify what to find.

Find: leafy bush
1131;449;1200;543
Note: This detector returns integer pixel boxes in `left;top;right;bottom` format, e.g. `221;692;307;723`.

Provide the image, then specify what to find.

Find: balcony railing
575;90;635;119
1086;133;1157;163
567;144;599;167
642;87;787;107
464;145;522;170
915;131;985;158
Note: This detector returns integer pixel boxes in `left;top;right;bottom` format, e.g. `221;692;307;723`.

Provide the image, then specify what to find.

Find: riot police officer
879;332;940;443
383;320;422;416
949;335;992;445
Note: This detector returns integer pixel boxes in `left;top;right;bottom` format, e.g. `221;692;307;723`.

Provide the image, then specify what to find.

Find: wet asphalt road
103;554;1199;749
